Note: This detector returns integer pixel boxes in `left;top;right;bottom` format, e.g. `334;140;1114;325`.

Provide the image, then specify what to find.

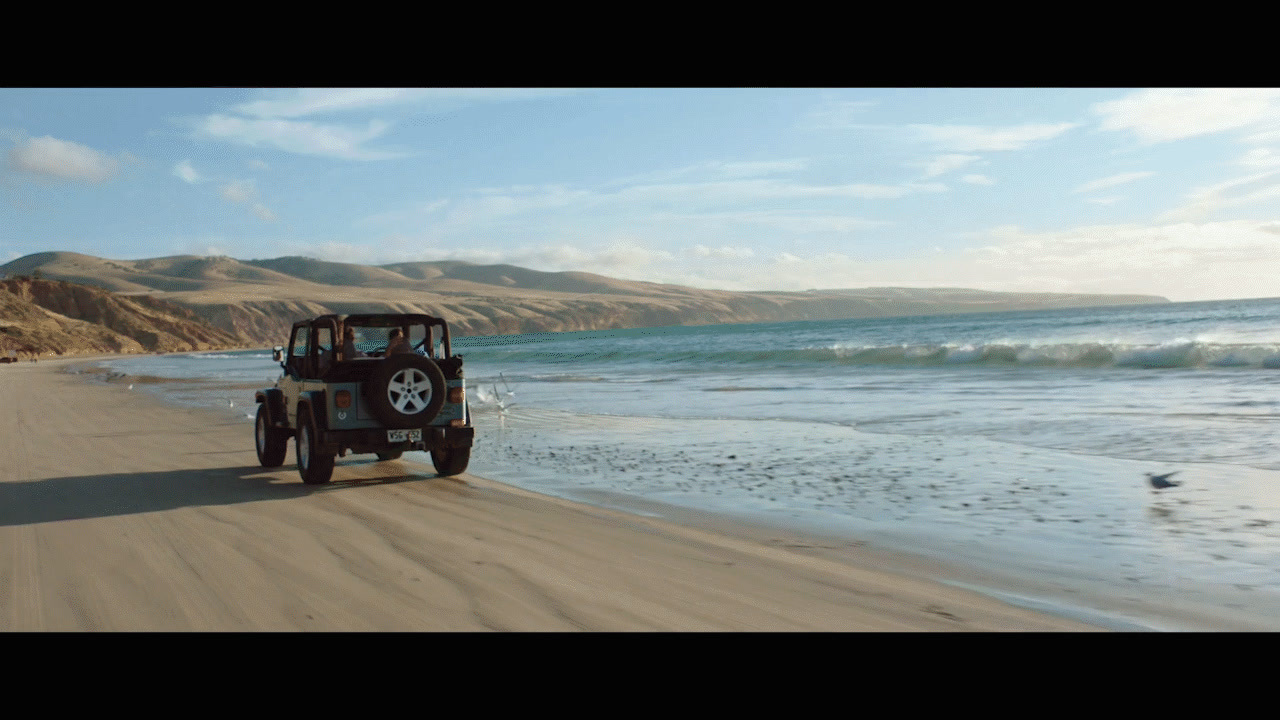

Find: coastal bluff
1;251;1169;355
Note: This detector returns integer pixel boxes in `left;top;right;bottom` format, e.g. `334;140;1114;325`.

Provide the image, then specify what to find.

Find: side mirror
272;346;284;363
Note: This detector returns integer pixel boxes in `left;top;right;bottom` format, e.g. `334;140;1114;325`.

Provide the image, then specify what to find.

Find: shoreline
1;356;1105;631
52;350;1280;631
460;401;1280;633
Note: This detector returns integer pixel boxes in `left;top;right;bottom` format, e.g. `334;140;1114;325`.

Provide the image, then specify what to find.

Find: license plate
387;429;421;442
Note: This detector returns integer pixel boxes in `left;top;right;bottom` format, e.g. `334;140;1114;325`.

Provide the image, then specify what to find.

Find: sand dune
0;359;1099;631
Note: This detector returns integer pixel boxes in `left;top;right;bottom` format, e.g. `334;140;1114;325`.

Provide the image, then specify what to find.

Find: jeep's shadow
0;458;445;527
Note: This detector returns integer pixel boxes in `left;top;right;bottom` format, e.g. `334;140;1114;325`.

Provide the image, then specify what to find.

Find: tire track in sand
3;374;45;630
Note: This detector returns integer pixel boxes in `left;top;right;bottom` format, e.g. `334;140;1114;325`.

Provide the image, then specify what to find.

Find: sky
3;87;1280;302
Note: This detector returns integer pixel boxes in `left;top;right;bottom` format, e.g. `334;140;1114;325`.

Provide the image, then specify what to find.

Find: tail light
448;386;465;403
335;390;352;408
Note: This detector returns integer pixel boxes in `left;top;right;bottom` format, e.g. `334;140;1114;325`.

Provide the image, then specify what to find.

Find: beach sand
0;358;1101;631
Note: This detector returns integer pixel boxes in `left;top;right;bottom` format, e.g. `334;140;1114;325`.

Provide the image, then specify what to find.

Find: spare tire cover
364;353;447;429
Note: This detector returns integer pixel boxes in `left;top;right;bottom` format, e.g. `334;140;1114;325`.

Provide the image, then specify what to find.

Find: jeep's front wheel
255;403;288;467
295;405;335;485
430;446;470;476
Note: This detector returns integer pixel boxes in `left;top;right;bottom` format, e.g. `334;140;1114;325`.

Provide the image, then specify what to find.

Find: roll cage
280;313;456;381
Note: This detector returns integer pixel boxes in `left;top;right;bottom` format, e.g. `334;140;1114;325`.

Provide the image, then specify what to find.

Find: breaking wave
465;340;1280;370
818;340;1280;369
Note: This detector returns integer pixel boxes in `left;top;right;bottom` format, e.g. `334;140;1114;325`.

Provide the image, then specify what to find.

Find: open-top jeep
254;313;473;484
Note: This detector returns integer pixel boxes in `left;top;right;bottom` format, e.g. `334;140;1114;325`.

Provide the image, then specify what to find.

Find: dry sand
0;358;1102;631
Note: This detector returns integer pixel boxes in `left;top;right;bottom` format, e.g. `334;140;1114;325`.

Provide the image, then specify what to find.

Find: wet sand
466;407;1280;632
0;358;1101;631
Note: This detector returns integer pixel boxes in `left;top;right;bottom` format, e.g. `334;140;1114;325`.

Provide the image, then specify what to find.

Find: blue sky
3;87;1279;301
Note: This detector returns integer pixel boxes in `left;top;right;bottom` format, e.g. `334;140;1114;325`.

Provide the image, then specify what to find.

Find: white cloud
194;114;401;161
1238;147;1280;168
684;245;756;259
595;241;676;269
1243;124;1280;144
219;179;276;222
383;174;926;243
830;181;947;199
1159;170;1280;222
657;211;887;234
1092;88;1280;144
1073;171;1154;194
961;174;994;185
233;88;579;119
922;154;980;178
251;203;276;222
958;220;1280;299
248;159;269;171
7;135;124;183
173;159;202;184
711;159;810;178
220;179;255;204
1085;197;1119;205
235;89;431;119
910;122;1079;152
800;99;878;129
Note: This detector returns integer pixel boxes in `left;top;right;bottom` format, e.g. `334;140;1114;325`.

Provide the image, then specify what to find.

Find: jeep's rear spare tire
365;353;447;428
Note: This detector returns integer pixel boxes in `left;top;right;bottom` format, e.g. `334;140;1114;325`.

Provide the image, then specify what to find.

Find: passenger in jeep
342;326;365;360
386;328;413;355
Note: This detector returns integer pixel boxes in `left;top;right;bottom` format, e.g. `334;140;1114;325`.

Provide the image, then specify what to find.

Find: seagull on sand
1146;471;1182;490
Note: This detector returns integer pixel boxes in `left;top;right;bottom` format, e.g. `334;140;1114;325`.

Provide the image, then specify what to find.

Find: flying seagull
1146;471;1182;490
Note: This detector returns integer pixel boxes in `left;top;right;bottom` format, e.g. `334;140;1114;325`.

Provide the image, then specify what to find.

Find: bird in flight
1146;471;1181;490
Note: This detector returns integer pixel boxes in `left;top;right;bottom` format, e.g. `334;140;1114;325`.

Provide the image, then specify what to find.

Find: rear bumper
319;425;474;455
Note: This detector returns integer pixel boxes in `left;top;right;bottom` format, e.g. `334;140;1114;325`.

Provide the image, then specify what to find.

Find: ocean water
88;297;1280;630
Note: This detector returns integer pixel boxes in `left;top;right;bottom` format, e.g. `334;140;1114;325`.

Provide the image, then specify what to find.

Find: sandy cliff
0;277;242;356
1;252;1170;353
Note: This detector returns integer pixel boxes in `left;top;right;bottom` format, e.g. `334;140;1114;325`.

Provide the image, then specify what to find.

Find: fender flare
255;388;287;427
297;391;328;429
296;391;332;451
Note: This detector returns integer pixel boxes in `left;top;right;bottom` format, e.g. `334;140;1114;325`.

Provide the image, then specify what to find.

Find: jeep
254;313;474;484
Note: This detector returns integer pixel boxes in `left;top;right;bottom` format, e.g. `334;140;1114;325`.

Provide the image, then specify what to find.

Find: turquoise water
93;298;1280;630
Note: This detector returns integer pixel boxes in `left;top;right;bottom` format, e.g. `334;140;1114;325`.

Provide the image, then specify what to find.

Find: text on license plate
387;429;422;442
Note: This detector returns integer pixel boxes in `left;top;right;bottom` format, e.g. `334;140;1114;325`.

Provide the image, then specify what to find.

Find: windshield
342;322;435;358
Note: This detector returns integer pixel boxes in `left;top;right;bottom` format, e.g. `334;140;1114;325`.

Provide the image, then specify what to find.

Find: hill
1;252;1170;350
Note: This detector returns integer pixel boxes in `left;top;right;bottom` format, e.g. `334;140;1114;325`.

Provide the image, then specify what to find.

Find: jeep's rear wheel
376;451;403;461
296;405;335;485
430;446;470;476
255;403;288;467
365;354;447;429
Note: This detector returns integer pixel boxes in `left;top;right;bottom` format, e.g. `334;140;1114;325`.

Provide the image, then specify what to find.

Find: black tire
295;405;335;485
430;446;470;476
376;451;403;461
255;403;288;467
364;353;447;429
